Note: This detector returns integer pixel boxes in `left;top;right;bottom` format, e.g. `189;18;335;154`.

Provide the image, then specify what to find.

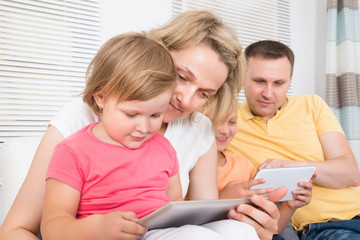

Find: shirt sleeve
312;95;344;136
46;142;84;191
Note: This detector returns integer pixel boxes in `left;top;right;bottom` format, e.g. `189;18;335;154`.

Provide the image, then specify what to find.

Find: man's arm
259;132;360;188
315;131;360;187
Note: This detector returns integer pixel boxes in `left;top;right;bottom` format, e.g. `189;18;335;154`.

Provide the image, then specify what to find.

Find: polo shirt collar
240;97;289;121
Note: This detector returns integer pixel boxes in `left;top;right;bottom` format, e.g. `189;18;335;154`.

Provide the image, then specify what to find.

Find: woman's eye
201;92;209;99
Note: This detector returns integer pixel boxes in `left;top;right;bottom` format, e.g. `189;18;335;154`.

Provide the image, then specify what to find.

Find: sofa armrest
0;136;42;221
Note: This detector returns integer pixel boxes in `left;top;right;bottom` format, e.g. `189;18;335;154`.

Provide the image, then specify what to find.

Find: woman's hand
227;187;286;240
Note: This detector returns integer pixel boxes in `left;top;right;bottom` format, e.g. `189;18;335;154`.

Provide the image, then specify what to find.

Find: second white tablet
250;166;316;201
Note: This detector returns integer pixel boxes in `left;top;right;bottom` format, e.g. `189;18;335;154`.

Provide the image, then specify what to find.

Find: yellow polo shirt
227;94;360;231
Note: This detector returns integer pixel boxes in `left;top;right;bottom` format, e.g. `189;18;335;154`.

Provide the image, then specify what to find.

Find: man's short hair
245;40;295;76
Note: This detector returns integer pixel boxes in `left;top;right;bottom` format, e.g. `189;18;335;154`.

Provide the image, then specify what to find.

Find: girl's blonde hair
82;32;177;116
201;82;238;129
149;10;245;124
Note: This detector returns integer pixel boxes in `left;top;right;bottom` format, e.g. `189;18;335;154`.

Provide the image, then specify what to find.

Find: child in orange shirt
204;96;314;235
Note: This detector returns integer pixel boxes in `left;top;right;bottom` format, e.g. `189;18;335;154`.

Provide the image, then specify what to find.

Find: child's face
94;89;173;149
215;109;238;151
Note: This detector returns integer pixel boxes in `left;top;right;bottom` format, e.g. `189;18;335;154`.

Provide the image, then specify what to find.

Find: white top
50;99;215;197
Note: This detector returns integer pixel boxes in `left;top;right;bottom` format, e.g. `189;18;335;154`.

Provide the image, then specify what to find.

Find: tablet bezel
137;198;251;230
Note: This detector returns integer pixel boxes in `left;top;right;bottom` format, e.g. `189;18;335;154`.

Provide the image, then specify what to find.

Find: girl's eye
151;114;161;118
178;74;186;81
126;113;136;118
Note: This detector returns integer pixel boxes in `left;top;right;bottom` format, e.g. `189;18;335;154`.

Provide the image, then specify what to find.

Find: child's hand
220;178;273;199
97;211;147;239
284;175;314;210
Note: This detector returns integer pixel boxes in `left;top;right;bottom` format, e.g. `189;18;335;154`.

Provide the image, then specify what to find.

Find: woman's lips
169;102;182;113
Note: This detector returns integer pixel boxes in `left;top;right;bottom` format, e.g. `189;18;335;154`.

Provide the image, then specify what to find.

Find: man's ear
93;91;105;109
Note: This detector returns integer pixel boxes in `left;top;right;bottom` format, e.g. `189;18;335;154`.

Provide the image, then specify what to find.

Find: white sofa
0;136;359;224
0;136;42;222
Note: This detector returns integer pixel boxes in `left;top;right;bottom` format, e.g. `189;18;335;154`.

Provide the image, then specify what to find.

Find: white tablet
137;198;251;230
250;166;316;201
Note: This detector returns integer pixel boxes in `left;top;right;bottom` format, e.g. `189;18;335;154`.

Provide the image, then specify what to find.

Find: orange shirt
217;150;256;192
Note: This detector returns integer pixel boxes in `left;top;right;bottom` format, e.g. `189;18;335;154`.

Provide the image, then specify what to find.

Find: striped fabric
326;0;360;153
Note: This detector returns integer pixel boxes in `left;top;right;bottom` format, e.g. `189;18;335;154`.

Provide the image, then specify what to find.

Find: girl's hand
220;179;273;199
97;211;147;240
284;173;316;210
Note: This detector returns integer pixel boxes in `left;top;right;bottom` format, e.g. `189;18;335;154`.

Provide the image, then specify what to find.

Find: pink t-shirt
46;123;179;219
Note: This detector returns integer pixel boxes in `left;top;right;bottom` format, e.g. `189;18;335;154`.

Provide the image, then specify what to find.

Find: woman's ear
93;91;105;109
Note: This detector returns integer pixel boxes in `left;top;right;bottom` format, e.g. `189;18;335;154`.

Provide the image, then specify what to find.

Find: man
227;40;360;240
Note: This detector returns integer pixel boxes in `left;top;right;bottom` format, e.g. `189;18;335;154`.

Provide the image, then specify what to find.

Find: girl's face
93;89;173;149
214;109;238;151
163;44;229;123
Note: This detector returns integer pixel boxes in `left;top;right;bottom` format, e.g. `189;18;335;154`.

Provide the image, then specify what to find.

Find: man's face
244;56;291;119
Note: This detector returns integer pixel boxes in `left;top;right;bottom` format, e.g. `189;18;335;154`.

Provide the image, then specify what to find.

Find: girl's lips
216;137;228;144
131;136;145;142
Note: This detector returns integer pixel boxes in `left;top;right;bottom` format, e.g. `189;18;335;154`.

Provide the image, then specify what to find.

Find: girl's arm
167;173;183;201
187;141;219;200
277;180;313;233
41;179;146;240
0;125;64;240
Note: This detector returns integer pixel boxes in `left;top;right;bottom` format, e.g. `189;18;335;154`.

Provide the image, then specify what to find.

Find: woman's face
163;44;228;123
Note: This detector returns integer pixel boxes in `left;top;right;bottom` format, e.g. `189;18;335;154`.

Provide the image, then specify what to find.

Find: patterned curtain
326;0;360;157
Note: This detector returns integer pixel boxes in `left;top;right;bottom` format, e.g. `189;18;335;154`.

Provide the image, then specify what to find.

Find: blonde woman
0;10;284;240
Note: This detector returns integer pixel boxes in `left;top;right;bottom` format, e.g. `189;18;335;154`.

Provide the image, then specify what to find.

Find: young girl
41;32;260;240
204;91;314;236
40;33;182;240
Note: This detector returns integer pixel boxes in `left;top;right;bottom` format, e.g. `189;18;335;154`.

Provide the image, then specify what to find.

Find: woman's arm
0;125;64;240
186;141;219;200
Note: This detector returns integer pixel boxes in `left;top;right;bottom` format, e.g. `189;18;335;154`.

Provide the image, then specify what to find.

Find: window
172;0;292;102
0;0;101;147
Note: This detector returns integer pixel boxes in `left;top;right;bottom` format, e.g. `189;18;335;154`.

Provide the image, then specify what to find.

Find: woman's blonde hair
149;10;245;124
82;32;177;116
